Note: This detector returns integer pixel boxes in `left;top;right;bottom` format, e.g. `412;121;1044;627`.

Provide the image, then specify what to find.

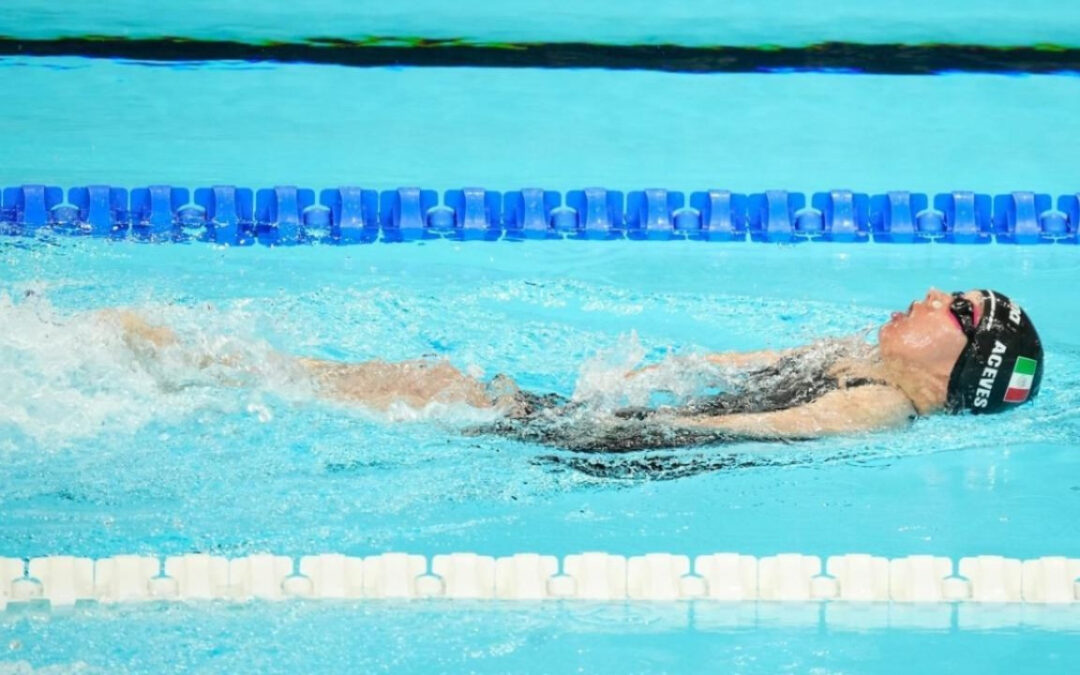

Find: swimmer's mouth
890;303;914;322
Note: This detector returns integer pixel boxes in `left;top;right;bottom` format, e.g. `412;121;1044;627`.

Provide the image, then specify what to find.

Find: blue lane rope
1;184;1077;245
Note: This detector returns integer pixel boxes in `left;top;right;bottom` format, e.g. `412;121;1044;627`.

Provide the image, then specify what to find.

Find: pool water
2;601;1079;673
2;35;1080;675
2;59;1080;195
2;238;1079;670
1;240;1079;556
4;0;1080;46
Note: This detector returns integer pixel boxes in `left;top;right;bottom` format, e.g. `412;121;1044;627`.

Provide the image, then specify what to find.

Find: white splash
0;293;313;448
570;332;729;411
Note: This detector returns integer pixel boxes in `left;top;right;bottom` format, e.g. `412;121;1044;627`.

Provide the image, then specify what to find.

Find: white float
693;553;758;601
1;558;25;610
163;554;229;600
1021;557;1080;604
228;554;293;601
297;553;365;599
0;550;1074;610
431;553;496;599
626;553;691;601
28;556;94;607
758;554;821;601
562;553;627;600
494;553;558;600
827;554;890;602
94;555;160;603
958;555;1022;603
361;553;427;599
889;555;952;602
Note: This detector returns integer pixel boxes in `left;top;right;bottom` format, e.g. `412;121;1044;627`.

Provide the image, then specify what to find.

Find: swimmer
101;288;1043;452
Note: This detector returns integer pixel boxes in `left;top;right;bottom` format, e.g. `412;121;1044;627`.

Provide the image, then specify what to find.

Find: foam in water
0;293;313;447
570;331;739;410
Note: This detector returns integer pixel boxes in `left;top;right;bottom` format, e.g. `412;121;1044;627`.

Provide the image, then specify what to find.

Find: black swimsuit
472;354;890;453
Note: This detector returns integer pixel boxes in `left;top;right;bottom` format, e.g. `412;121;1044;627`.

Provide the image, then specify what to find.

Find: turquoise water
4;0;1080;46
2;602;1079;673
2;239;1080;558
2;239;1080;671
2;59;1080;195
2;56;1080;673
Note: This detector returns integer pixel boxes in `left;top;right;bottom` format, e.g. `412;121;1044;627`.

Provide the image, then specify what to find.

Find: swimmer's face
878;288;981;377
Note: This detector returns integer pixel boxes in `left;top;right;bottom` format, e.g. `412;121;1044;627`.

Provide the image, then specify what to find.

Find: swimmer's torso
473;345;900;452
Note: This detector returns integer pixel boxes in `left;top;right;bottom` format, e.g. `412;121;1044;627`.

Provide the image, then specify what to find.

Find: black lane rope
2;36;1079;74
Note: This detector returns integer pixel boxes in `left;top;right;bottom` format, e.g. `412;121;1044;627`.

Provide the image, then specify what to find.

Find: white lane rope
2;552;1078;609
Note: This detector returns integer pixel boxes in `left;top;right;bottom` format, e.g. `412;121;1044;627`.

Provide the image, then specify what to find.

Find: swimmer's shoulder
819;382;917;429
778;383;916;435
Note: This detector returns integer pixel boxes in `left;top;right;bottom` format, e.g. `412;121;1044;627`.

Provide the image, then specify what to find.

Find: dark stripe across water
2;37;1080;74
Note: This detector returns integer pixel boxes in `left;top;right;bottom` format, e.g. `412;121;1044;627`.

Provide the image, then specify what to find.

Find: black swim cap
946;290;1043;414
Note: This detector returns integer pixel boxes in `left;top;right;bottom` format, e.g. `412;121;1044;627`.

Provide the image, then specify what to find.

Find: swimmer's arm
625;348;795;380
681;385;915;438
95;309;179;349
703;349;792;369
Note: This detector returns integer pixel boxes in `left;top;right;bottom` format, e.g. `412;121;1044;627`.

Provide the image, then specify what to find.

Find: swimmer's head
877;288;1042;414
944;290;1043;414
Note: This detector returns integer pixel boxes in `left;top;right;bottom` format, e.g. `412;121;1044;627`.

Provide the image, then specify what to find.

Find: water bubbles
0;292;312;447
571;331;648;409
246;402;273;424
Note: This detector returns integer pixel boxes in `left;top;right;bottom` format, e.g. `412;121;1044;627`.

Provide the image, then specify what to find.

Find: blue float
3;184;1079;245
129;186;190;240
1058;194;1080;243
748;190;804;242
193;186;254;245
444;188;502;241
993;192;1055;244
811;190;869;242
253;186;317;245
934;191;991;244
503;189;561;239
1;185;66;233
1038;207;1071;240
176;202;207;239
671;203;703;237
689;190;747;241
379;188;439;242
69;186;128;236
870;192;929;243
318;187;378;244
626;189;685;240
564;188;624;239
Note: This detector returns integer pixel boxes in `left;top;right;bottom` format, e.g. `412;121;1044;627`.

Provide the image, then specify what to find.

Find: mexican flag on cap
1003;356;1038;403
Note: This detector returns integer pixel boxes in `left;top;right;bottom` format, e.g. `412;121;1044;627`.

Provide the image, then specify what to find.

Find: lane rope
2;552;1078;608
1;185;1077;244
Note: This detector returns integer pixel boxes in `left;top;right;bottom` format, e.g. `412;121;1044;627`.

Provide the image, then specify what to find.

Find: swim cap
946;290;1043;414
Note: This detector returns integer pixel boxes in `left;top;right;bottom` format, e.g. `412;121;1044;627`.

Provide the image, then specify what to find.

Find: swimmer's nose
925;288;950;307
